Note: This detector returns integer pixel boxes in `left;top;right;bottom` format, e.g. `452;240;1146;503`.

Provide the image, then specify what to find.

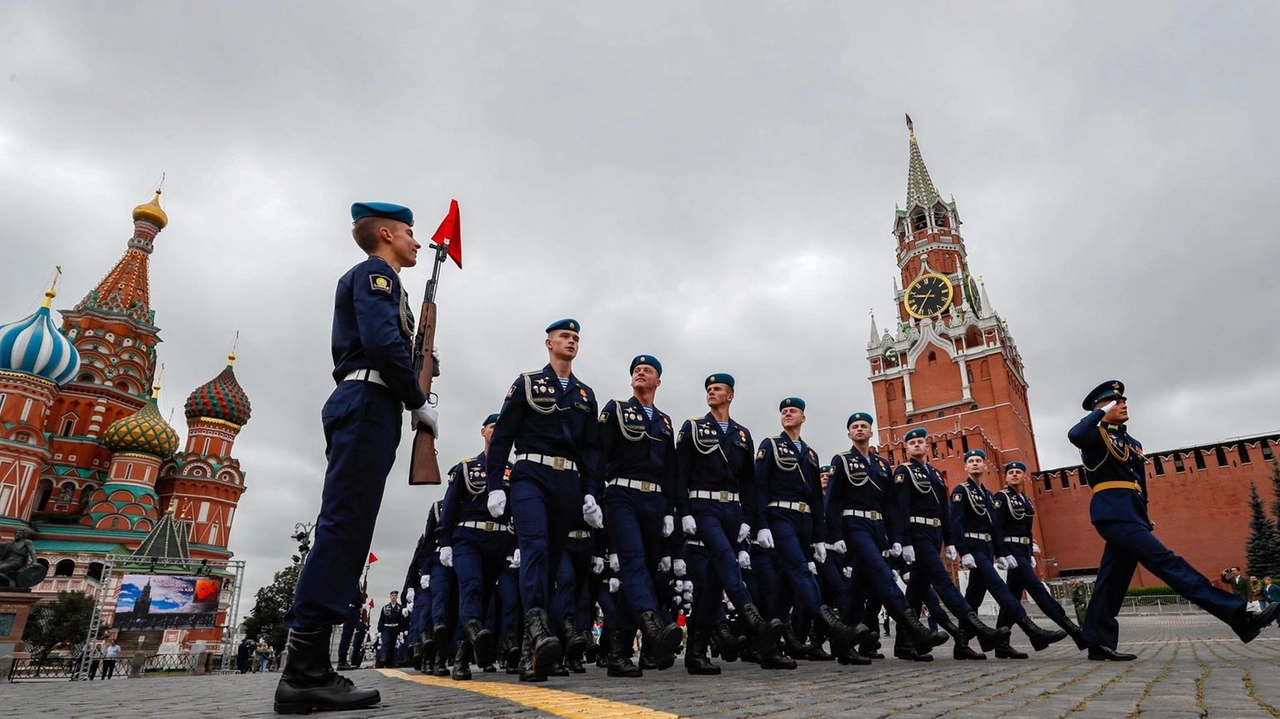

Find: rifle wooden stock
408;298;442;485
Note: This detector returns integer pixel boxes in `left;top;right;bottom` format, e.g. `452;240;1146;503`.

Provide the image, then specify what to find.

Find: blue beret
904;427;927;441
630;354;662;376
483;413;500;426
847;412;874;428
1004;461;1027;473
964;449;987;460
820;465;832;474
1083;380;1125;411
780;397;805;412
705;373;734;389
351;202;413;226
546;318;581;334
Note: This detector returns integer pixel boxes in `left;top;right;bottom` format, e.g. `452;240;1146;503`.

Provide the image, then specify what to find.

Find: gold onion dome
185;353;252;426
132;190;168;230
104;388;180;458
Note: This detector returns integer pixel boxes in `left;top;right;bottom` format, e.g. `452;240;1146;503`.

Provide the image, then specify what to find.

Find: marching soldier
952;450;1066;659
486;319;602;682
1069;381;1280;660
275;202;439;714
377;591;408;668
426;499;457;677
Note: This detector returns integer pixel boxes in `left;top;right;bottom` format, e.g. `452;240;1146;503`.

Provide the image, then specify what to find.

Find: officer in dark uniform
826;413;943;662
497;542;523;674
896;427;1009;658
437;413;512;680
599;354;684;675
952;450;1065;659
755;397;866;664
377;591;408;667
336;582;365;671
552;514;598;675
1069;381;1280;660
276;202;439;714
401;531;431;671
425;499;456;676
486;318;601;682
993;461;1085;649
675;374;780;672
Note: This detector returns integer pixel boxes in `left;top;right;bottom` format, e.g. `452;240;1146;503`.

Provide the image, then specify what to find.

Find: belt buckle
640;481;651;491
718;491;729;502
485;522;495;532
798;502;808;513
553;457;566;470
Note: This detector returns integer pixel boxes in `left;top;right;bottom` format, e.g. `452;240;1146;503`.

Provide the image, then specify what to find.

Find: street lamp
292;521;316;563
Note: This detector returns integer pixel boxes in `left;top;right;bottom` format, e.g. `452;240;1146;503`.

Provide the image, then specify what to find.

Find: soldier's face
631;365;661;392
820;471;830;492
906;437;927;458
1005;468;1025;488
386;222;420;269
964;456;986;476
545;330;579;360
780;407;804;430
1100;398;1128;423
848;421;873;443
481;423;495;442
705;384;732;409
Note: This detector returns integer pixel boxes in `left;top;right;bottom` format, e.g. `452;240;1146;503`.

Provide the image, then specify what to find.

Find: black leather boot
1060;616;1087;650
684;629;721;675
465;619;496;668
856;630;883;660
780;624;811;660
742;603;784;648
640;610;684;666
1016;615;1068;651
451;638;473;681
964;611;1010;649
524;608;562;678
818;605;869;646
273;627;380;715
995;643;1029;659
518;637;545;682
892;632;933;662
901;609;950;650
712;623;743;663
562;617;587;658
808;624;834;661
607;630;643;678
954;623;987;661
432;643;450;677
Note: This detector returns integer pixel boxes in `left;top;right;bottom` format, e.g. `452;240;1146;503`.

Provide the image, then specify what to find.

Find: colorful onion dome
184;353;252;426
104;388;179;458
0;288;81;386
132;190;168;230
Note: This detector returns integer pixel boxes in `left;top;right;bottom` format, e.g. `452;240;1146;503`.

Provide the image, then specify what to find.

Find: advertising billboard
114;574;222;630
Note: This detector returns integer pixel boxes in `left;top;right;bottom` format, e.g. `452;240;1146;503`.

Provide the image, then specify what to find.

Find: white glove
592;556;605;575
662;515;675;537
1031;556;1037;569
608;553;620;572
658;556;672;573
757;529;775;549
404;601;413;613
673;558;687;577
1005;555;1019;569
1100;400;1117;414
682;515;697;536
737;550;752;569
682;590;692;603
808;562;818;575
440;546;453;568
842;566;853;579
420;574;430;589
511;549;521;569
411;404;439;436
738;523;751;543
814;543;828;564
902;545;917;564
1032;542;1041;554
889;543;903;558
961;553;976;569
608;578;620;593
995;555;1009;571
405;588;414;603
487;489;507;518
831;540;847;555
945;545;958;561
582;494;604;529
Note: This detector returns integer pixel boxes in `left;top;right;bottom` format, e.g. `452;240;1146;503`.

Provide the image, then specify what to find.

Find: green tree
1245;480;1280;579
1270;462;1280;541
241;561;301;655
22;590;98;661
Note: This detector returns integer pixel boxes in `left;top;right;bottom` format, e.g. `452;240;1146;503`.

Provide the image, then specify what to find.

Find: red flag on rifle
432;199;462;269
367;552;378;564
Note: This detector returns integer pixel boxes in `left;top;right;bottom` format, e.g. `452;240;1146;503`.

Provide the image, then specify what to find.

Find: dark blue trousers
841;521;910;620
454;529;511;628
962;547;1027;619
409;590;430;644
430;561;457;634
510;465;581;610
997;546;1068;629
688;499;753;630
552;537;596;633
287;382;402;629
496;566;522;648
905;528;974;620
604;487;666;617
378;629;399;663
337;609;360;661
768;511;824;615
1084;520;1245;649
747;542;781;617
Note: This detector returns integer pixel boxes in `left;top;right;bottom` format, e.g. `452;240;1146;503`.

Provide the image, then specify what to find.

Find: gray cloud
2;2;1277;615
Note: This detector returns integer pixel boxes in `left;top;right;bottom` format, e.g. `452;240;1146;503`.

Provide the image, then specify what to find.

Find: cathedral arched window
54;559;76;577
87;562;105;582
60;414;77;437
35;481;53;511
57;482;75;503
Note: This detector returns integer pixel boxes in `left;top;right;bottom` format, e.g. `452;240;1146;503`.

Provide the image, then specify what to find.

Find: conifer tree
1245;479;1280;579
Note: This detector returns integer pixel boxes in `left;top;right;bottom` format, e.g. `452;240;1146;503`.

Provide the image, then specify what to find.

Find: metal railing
7;657;127;681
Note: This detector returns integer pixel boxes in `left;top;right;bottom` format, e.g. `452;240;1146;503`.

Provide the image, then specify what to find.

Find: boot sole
274;693;380;715
531;637;563;677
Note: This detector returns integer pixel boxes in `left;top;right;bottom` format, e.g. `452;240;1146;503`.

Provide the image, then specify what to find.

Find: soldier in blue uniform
993;461;1085;649
377;591;408;667
676;374;781;672
335;582;366;671
497;544;523;673
437;413;512;680
1069;381;1280;660
896;427;1009;659
276;202;439;714
755;397;866;666
401;532;431;671
486;318;601;682
826;413;944;663
599;355;684;676
551;516;598;674
425;499;457;676
952;450;1066;659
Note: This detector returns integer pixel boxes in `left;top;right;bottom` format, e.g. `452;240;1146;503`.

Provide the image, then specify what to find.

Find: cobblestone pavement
6;616;1280;718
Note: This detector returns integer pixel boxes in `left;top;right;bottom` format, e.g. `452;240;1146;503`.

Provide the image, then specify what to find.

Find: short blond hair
352;217;395;253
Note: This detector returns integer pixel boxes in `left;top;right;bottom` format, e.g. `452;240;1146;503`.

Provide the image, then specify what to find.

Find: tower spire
905;114;941;208
868;309;879;344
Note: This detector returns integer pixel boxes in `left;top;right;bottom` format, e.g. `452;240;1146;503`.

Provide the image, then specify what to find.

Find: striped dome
104;397;180;458
0;290;81;386
185;355;252;426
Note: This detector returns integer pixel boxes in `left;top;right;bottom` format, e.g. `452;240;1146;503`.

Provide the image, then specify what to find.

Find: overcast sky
3;2;1278;617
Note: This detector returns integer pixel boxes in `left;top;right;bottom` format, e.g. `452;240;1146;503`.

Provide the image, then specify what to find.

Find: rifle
407;240;448;485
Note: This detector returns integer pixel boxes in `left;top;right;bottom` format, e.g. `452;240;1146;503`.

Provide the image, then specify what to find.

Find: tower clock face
904;273;954;319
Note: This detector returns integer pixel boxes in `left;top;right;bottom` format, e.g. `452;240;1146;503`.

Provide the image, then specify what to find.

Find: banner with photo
114;574;222;630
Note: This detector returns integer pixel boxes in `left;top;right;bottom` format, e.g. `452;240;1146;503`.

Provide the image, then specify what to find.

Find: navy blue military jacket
825;446;899;545
438;452;512;546
1067;410;1149;525
331;256;426;410
599;397;678;511
992;487;1035;545
378;602;407;632
403;532;428;596
674;413;756;522
417;501;443;576
755;433;825;543
949;478;1006;556
894;458;956;547
487;364;601;496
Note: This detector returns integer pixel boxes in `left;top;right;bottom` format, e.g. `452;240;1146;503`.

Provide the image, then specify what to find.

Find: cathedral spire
905;114;941;208
77;187;168;326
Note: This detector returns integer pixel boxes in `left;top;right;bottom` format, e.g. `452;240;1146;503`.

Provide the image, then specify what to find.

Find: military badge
369;274;393;293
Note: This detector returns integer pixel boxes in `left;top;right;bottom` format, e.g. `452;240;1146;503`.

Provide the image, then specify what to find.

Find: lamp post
292;522;316;564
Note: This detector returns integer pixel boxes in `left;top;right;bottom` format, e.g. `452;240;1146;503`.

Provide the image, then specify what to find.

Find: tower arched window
60;414;78;437
927;351;937;366
54;559;76;577
933;207;949;229
979;360;991;380
912;210;928;232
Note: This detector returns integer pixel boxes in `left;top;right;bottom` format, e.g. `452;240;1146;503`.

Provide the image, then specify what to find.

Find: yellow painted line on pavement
379;668;682;718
